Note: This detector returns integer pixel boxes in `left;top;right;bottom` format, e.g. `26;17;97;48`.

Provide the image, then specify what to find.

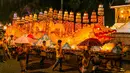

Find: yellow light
71;45;76;49
120;10;124;13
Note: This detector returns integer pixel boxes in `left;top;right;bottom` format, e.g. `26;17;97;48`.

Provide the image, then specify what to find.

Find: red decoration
27;34;34;39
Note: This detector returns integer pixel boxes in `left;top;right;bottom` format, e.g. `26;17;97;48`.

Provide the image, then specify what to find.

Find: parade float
4;4;115;52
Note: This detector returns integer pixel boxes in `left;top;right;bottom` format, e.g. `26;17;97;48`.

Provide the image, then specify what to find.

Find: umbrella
14;35;36;44
77;38;102;46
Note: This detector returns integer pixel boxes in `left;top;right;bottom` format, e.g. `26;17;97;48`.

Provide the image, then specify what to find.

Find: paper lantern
48;8;53;18
43;10;48;19
83;12;89;23
69;11;74;22
33;14;37;21
76;12;81;23
38;12;43;20
25;16;29;23
13;12;17;20
64;11;69;21
29;15;33;22
21;17;25;24
58;10;63;20
98;4;104;16
16;17;21;24
91;11;97;23
53;9;58;20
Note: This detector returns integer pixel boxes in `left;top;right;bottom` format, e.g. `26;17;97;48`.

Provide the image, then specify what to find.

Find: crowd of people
0;35;127;73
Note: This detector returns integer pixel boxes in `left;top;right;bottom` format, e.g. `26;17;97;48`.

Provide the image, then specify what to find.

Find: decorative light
98;4;104;16
120;10;124;13
3;25;7;30
106;26;109;28
13;12;17;20
33;14;37;21
76;12;81;23
58;10;63;20
53;9;58;20
48;8;53;18
64;11;68;21
91;11;97;23
69;11;74;22
83;12;89;23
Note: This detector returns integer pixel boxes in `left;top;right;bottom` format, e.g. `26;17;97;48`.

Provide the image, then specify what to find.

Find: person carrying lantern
52;40;64;72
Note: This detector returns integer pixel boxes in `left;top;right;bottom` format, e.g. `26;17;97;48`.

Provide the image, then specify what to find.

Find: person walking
17;44;27;73
40;41;47;67
52;40;64;72
2;39;11;60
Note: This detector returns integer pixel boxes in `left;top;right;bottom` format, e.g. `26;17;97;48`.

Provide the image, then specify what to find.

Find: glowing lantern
64;11;69;21
38;12;43;20
13;12;17;20
25;16;29;23
69;11;74;22
91;11;97;23
58;10;63;20
83;12;89;23
48;8;53;18
3;25;7;30
29;15;33;22
33;14;37;21
76;12;81;23
53;9;58;20
43;10;48;19
21;17;25;24
16;17;21;24
98;4;104;16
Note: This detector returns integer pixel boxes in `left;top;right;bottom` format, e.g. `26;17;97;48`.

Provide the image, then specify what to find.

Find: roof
111;0;130;8
116;22;130;33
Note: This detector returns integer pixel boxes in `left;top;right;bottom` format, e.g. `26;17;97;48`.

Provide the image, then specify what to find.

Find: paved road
0;58;130;73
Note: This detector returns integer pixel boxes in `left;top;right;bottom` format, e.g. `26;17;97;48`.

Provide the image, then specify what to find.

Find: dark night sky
0;0;122;26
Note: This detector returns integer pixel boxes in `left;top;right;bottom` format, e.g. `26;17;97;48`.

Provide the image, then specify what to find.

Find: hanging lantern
76;12;81;23
53;9;58;20
48;7;53;18
16;17;21;24
43;10;48;19
98;4;104;16
58;10;63;20
25;16;29;23
91;11;97;23
21;17;25;24
33;14;37;21
29;14;33;22
38;12;43;20
69;11;74;22
83;12;89;23
64;11;69;21
13;12;17;20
